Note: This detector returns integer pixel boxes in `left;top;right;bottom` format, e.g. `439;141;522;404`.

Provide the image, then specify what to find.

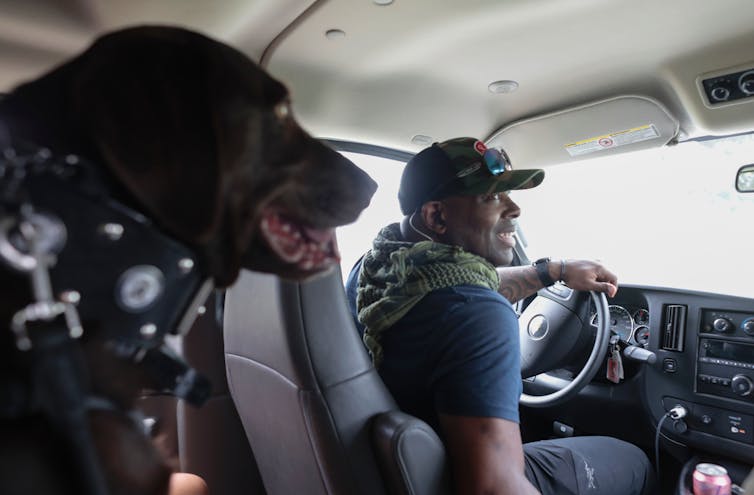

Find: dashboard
522;284;754;467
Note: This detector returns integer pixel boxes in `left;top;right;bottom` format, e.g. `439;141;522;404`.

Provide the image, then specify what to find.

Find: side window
337;152;405;281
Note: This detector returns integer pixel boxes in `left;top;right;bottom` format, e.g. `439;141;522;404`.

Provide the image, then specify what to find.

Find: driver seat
223;269;452;495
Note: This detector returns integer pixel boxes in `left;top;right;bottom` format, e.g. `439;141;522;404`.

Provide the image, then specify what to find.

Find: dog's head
1;25;377;286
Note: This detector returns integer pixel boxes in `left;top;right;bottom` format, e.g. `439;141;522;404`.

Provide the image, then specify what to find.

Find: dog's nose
318;144;377;205
352;163;378;204
337;153;378;212
298;138;378;225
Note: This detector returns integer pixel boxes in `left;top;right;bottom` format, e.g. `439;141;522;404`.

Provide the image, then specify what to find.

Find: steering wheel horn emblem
527;314;549;340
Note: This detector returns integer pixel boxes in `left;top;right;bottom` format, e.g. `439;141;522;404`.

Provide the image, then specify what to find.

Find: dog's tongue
260;211;341;273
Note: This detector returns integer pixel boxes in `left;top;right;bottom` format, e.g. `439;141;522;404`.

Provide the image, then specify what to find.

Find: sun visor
487;95;679;168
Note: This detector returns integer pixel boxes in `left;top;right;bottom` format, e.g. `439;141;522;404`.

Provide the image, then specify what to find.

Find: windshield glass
337;134;754;298
513;132;754;298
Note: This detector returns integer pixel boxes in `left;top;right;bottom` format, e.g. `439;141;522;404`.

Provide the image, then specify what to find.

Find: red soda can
692;463;732;495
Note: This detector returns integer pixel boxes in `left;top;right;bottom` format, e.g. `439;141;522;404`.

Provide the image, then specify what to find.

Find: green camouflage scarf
356;223;500;367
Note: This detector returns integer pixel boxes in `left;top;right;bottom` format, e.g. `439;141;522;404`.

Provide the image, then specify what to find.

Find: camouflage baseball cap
398;137;545;214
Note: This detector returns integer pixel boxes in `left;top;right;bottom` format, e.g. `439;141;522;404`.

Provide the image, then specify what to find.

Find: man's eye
483;192;502;202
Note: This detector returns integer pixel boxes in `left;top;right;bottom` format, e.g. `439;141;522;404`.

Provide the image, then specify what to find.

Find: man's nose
502;195;521;218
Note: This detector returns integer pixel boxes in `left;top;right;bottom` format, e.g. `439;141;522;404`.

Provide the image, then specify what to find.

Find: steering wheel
518;286;611;407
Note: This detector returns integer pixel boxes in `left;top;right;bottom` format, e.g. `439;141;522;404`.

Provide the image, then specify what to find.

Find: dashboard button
663;358;677;373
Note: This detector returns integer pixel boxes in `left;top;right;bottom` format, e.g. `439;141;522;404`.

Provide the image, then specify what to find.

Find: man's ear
420;202;447;235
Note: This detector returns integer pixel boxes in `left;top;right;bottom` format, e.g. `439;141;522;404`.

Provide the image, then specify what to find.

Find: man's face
438;191;521;267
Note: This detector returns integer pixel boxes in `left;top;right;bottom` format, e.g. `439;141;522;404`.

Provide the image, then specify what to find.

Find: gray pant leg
523;436;656;495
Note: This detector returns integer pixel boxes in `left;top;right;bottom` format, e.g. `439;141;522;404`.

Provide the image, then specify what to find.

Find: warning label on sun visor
564;124;660;157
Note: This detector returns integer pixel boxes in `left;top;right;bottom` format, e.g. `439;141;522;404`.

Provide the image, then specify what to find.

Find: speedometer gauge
590;305;634;341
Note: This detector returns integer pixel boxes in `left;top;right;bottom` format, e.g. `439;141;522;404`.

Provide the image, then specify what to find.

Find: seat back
179;293;266;495
223;269;451;495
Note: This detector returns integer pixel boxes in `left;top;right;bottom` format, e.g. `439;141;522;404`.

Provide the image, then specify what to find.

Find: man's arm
439;414;540;495
496;259;618;303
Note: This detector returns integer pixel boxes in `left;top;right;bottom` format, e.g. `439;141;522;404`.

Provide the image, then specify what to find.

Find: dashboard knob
710;86;730;102
713;317;733;333
742;318;754;336
739;70;754;95
731;374;753;397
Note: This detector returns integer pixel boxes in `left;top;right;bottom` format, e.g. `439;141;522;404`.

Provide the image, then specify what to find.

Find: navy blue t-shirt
345;260;521;432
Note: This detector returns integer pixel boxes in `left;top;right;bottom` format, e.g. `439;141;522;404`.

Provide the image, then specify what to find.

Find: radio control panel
697;310;754;404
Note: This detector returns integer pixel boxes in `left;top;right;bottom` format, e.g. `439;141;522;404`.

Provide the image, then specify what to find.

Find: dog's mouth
260;209;340;274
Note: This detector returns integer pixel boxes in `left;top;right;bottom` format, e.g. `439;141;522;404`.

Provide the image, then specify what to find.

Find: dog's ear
69;27;285;252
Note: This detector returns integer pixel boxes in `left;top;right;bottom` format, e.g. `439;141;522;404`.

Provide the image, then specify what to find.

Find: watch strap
533;257;556;287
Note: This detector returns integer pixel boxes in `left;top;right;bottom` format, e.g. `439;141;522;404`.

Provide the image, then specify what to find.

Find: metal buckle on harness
1;204;83;350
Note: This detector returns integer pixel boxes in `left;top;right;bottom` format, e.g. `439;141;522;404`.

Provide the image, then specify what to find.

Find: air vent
662;304;687;352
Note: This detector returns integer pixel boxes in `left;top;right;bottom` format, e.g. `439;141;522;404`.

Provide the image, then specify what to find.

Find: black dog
0;26;376;495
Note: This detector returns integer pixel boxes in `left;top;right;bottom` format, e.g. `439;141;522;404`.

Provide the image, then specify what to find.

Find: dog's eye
274;101;291;121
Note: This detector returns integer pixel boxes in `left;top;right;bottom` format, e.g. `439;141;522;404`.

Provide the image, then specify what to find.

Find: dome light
325;29;346;40
411;134;433;146
488;80;519;94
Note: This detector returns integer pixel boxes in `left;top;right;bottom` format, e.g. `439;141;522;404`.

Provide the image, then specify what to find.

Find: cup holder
676;455;752;494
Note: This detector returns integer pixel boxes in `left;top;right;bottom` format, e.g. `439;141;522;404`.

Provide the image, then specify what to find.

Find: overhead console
699;64;754;107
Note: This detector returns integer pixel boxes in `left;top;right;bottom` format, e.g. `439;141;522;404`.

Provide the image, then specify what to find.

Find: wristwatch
532;257;556;287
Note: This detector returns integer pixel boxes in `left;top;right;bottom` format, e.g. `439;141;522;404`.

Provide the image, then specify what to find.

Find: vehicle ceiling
2;0;754;159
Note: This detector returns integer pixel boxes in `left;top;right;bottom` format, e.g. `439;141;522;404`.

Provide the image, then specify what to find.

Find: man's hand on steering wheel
559;259;618;298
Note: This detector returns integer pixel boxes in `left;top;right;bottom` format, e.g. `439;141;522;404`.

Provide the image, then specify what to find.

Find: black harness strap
30;320;109;495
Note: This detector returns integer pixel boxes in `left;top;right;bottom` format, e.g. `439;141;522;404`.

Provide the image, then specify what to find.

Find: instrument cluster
590;305;650;347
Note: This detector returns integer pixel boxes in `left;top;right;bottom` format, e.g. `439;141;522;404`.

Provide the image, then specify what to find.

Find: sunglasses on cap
416;147;512;208
456;147;512;178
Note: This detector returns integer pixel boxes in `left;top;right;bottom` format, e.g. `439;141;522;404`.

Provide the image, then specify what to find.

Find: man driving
345;137;655;494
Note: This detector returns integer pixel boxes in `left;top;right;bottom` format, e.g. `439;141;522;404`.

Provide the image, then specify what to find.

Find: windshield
338;134;754;298
513;133;754;298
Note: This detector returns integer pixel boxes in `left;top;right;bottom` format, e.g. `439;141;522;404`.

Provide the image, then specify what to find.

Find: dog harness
0;141;213;495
